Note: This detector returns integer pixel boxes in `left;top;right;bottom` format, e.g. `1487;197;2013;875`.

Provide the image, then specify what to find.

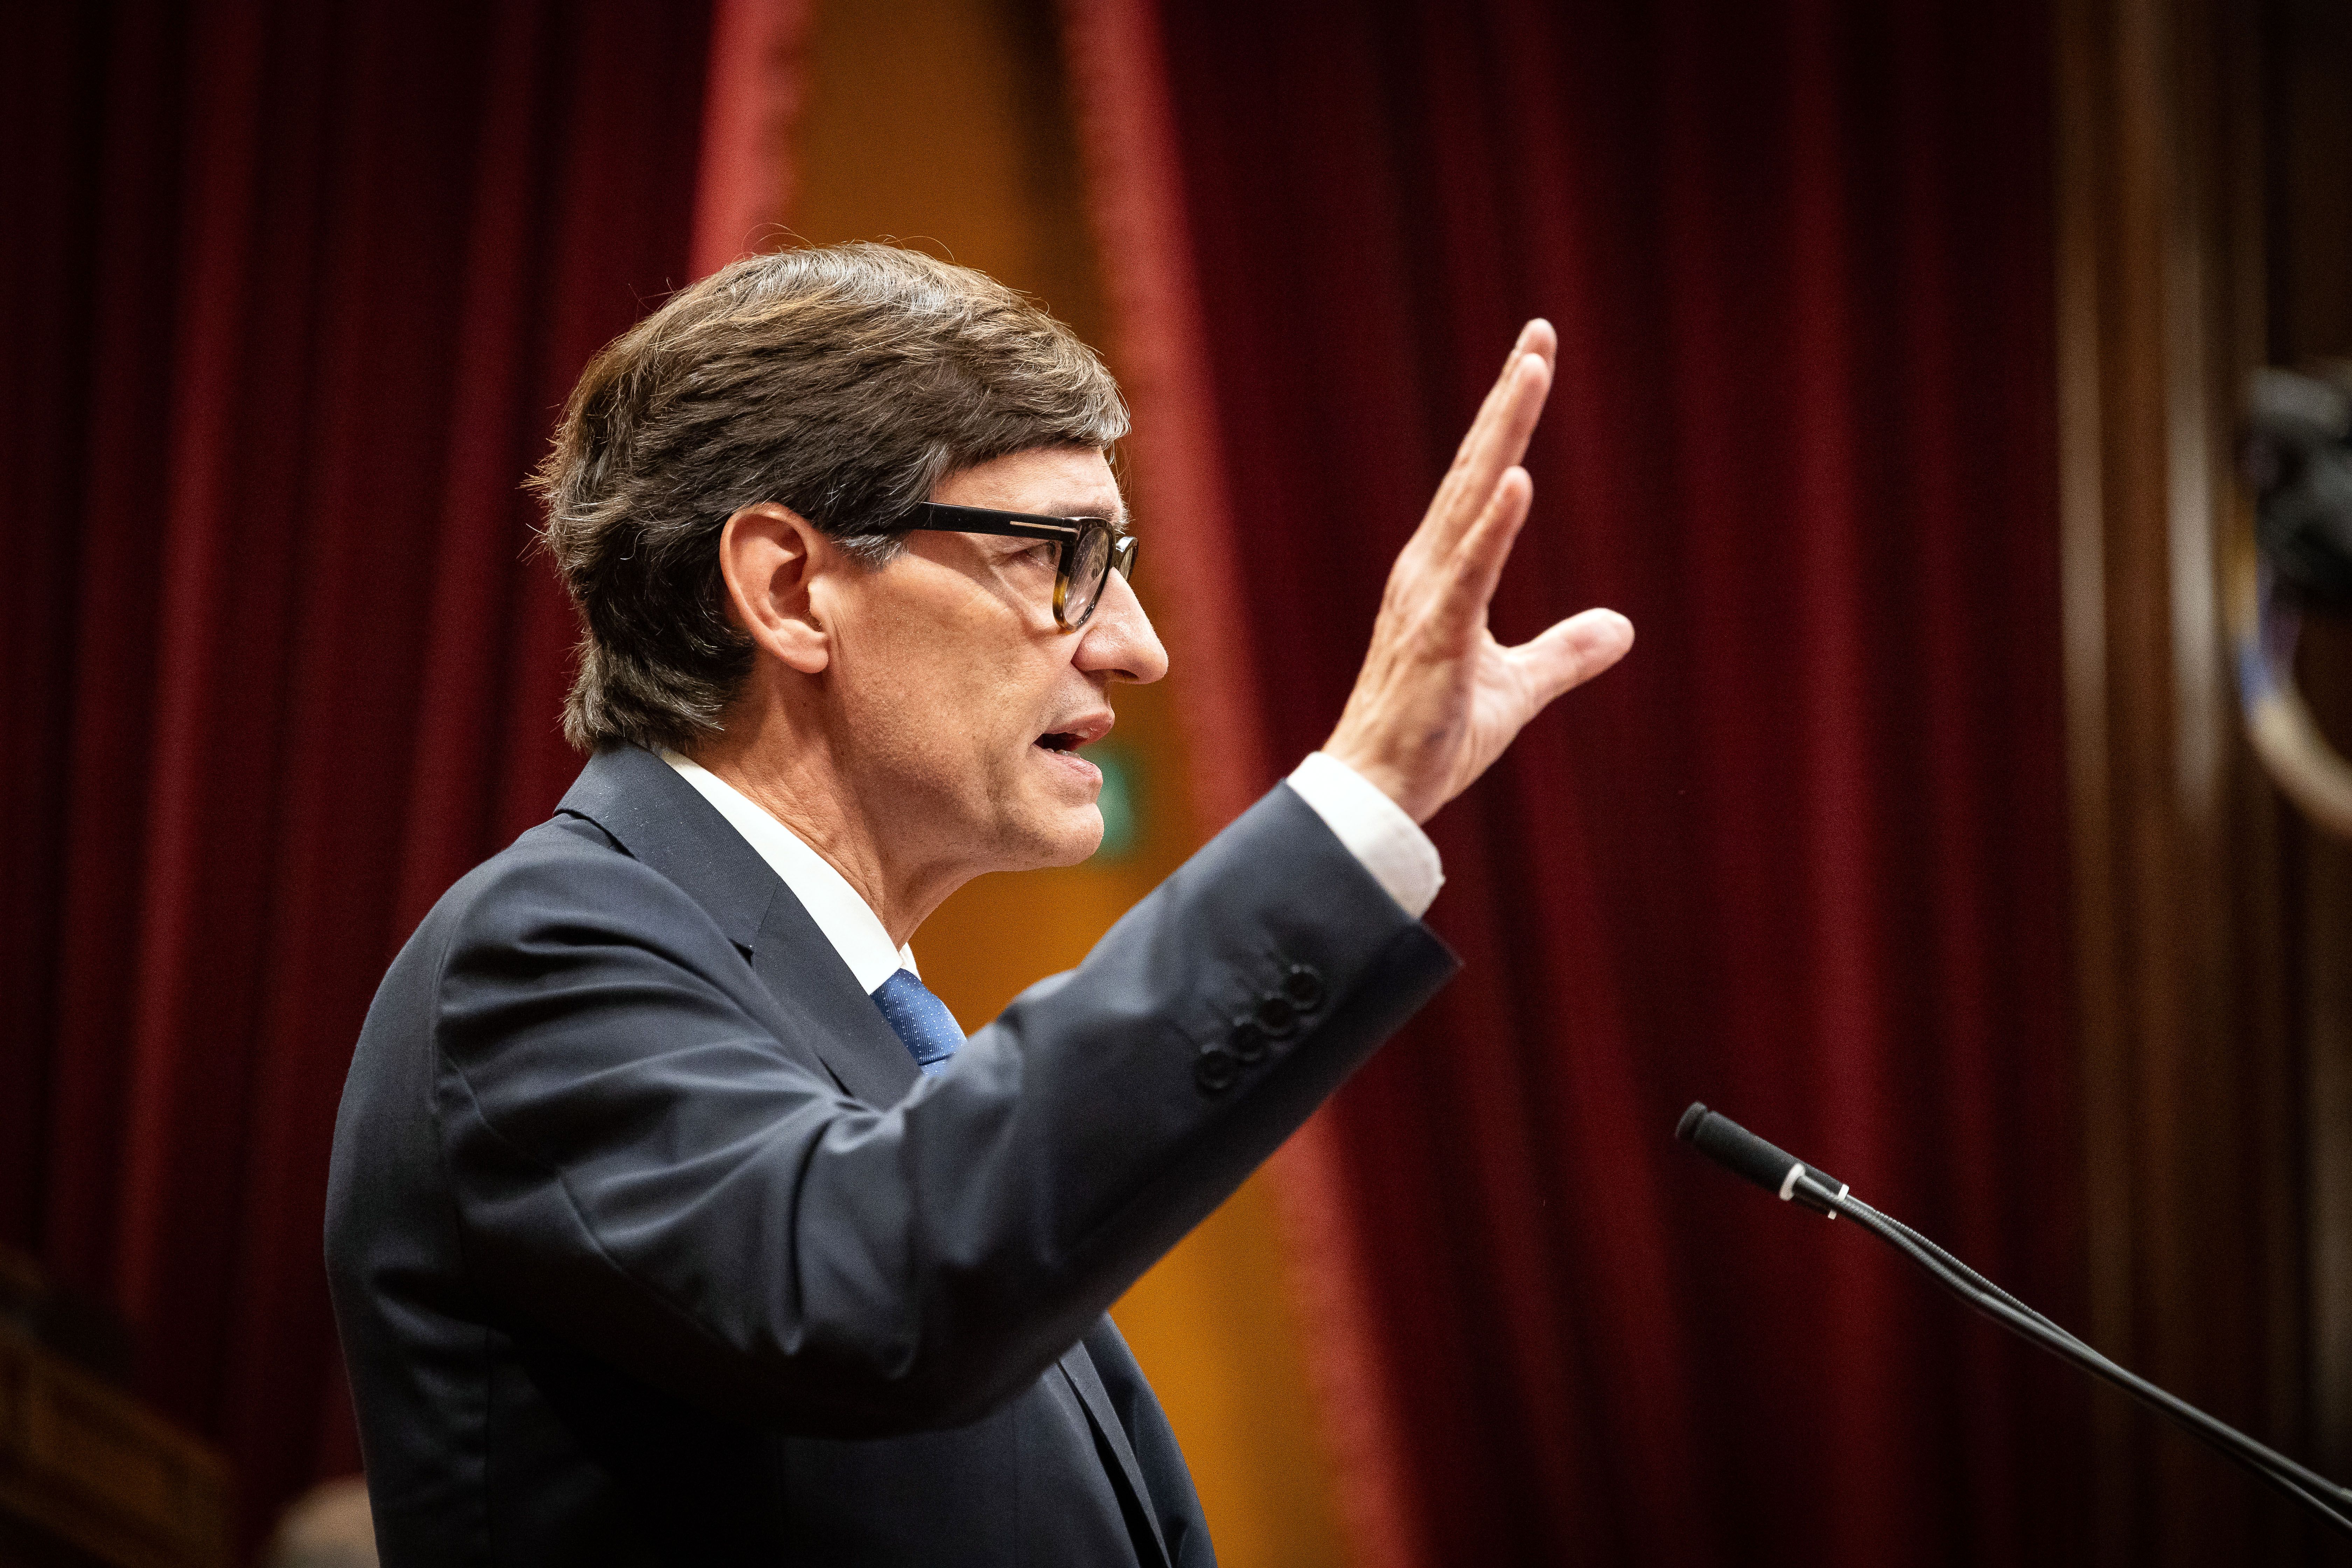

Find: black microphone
1675;1102;1847;1217
1675;1101;2352;1537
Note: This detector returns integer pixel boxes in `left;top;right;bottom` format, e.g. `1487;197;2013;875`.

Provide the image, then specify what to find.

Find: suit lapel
556;746;920;1106
748;887;919;1105
1059;1338;1172;1568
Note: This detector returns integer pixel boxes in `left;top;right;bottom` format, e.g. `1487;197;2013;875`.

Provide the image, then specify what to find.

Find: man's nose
1076;569;1169;684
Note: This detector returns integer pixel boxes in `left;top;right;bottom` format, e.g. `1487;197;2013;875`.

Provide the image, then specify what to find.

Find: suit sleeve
431;783;1457;1436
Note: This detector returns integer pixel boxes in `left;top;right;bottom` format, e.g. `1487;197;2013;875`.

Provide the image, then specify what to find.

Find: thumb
1508;608;1634;707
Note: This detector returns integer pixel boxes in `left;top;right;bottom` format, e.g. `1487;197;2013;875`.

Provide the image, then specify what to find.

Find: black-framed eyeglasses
901;502;1139;632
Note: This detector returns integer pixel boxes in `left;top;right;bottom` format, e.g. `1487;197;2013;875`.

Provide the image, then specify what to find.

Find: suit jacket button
1195;1047;1240;1093
1282;964;1325;1011
1253;993;1300;1039
1230;1020;1268;1063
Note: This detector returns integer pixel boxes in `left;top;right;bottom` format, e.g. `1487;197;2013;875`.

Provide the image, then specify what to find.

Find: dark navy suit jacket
326;744;1456;1564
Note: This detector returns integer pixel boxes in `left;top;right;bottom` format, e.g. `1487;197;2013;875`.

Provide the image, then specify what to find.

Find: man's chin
1005;754;1105;868
1015;804;1105;870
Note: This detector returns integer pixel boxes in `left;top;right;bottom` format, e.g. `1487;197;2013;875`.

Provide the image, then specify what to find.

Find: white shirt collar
658;748;915;994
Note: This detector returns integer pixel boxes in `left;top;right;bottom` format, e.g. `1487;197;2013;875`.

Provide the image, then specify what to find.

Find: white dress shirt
660;749;917;993
658;748;1443;997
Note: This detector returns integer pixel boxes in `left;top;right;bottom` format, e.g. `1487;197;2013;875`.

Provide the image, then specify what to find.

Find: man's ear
718;502;836;675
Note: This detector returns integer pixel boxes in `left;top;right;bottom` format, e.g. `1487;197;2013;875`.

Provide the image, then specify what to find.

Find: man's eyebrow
1037;498;1130;529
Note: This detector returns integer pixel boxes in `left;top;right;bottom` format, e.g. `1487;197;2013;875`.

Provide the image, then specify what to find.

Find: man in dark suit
326;243;1631;1565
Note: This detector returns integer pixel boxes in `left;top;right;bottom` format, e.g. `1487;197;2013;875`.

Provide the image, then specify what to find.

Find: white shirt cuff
1286;752;1444;918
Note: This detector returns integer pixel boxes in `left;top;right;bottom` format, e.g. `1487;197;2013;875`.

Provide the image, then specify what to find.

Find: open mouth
1034;710;1113;761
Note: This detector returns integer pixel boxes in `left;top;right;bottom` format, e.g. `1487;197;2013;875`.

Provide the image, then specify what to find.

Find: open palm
1322;320;1633;825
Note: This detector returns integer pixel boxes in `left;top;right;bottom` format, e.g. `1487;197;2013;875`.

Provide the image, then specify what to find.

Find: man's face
817;446;1167;884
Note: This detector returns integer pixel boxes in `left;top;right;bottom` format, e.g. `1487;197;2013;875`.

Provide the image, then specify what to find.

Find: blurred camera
2243;366;2352;609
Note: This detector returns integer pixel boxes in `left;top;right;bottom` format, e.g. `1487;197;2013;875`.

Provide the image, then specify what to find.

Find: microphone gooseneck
1675;1102;2352;1537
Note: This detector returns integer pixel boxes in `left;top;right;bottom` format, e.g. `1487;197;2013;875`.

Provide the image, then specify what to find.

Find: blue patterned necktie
872;968;963;1076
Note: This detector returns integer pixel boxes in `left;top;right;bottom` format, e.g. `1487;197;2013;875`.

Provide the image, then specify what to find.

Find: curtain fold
1067;2;2082;1562
1;1;716;1539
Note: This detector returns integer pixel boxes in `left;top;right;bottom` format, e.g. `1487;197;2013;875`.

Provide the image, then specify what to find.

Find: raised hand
1321;320;1633;825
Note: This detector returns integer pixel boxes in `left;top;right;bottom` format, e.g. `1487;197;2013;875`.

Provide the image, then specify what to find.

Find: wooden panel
2056;0;2352;1560
2264;0;2352;1495
0;1328;229;1568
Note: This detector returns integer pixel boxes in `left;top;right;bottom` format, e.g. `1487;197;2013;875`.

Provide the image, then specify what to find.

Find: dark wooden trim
2056;0;2352;1560
2264;0;2352;1502
0;1327;230;1568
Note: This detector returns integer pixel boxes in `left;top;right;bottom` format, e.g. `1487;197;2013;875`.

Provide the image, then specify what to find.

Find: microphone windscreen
1676;1103;1803;1196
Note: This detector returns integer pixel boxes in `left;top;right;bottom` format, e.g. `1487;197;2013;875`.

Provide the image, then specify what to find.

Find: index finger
1421;346;1554;553
1445;320;1557;480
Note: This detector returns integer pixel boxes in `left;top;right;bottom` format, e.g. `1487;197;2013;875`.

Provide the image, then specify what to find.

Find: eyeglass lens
1060;524;1113;628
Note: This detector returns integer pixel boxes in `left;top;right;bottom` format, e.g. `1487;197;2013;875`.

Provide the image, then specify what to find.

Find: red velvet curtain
1;0;712;1538
1074;2;2083;1562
